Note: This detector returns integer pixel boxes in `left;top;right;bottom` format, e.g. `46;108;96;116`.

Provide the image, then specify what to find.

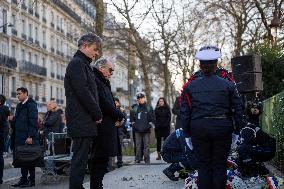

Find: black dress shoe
12;179;28;187
19;180;35;188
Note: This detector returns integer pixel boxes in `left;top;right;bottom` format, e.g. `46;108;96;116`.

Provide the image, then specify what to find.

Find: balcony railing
52;0;81;23
19;60;47;77
28;37;33;43
21;33;27;40
35;40;40;46
0;53;17;70
12;28;17;36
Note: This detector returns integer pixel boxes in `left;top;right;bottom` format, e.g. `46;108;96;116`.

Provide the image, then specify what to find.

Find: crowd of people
0;33;277;189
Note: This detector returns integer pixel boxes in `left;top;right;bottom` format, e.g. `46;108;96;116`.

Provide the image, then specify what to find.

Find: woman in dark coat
155;97;171;160
89;58;125;189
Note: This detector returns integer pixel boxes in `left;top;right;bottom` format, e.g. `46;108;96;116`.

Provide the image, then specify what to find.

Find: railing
0;53;17;70
28;37;33;43
52;0;81;23
35;40;40;46
19;60;47;77
21;33;27;40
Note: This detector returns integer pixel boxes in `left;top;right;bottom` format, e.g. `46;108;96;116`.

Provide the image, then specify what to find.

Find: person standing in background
154;97;171;160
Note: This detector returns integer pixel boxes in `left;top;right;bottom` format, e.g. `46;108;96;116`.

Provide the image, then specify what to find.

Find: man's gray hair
78;33;102;48
94;58;109;68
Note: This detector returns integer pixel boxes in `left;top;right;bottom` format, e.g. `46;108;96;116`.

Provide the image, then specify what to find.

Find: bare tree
109;0;154;104
94;0;105;38
149;0;182;103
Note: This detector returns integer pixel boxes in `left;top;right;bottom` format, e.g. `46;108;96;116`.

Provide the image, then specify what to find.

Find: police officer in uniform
180;46;246;189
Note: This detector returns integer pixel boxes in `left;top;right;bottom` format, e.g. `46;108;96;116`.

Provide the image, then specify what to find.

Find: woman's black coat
92;68;125;157
154;106;171;138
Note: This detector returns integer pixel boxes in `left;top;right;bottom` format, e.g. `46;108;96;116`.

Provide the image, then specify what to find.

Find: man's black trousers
191;119;232;189
69;137;93;189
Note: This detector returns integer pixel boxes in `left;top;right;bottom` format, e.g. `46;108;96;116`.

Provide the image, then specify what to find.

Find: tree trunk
94;0;104;38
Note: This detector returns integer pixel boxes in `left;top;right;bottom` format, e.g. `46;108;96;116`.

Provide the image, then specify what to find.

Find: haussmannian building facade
0;0;129;112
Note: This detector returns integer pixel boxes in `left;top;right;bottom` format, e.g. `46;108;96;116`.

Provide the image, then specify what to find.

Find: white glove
185;137;193;150
231;133;239;148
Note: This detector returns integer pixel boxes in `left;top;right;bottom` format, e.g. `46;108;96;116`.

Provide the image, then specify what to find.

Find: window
56;87;59;100
42;5;46;18
21;49;25;61
12;77;16;92
11;14;16;26
50;35;54;47
35;83;39;97
35;27;38;40
51;12;54;23
42;30;46;43
42;57;45;67
28;23;32;37
22;19;26;34
43;84;46;97
50;86;53;99
2;9;7;34
12;45;16;57
34;54;38;65
28;52;32;62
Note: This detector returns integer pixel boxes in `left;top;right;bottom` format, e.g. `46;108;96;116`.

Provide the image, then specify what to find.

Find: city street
1;152;184;189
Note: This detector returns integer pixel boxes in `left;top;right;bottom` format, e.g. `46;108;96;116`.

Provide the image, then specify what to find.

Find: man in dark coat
130;92;155;164
43;101;62;137
89;58;125;189
64;33;103;189
0;95;11;185
11;87;39;187
180;46;246;189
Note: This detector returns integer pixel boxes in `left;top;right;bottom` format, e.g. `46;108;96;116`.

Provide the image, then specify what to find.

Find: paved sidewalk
83;152;184;189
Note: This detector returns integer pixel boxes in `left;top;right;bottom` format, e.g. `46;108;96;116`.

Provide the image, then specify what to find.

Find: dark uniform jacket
13;98;39;146
180;75;245;134
130;103;155;133
44;110;62;136
64;50;102;138
92;68;125;157
154;106;171;138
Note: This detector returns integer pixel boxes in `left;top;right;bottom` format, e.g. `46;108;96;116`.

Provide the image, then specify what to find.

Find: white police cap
195;45;222;61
